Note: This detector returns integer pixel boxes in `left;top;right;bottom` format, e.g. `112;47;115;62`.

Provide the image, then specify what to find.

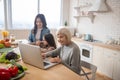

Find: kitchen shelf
74;7;95;23
74;6;80;10
74;15;80;18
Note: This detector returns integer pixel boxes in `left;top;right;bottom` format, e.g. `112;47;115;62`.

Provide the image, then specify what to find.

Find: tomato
4;42;11;47
4;38;9;42
0;68;11;80
8;66;18;77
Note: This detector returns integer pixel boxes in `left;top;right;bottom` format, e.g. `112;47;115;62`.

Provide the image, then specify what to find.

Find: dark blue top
28;28;50;42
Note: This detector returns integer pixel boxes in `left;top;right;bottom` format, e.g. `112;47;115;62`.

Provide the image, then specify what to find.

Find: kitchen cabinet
92;46;104;73
103;49;114;79
113;58;120;80
103;48;120;80
93;45;120;80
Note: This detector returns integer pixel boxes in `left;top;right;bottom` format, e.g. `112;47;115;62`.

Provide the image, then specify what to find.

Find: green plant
64;21;67;26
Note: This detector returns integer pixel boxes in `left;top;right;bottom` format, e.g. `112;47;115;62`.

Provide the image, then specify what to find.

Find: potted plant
64;21;68;27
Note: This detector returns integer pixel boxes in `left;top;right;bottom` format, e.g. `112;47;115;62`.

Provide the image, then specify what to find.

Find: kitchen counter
0;47;83;80
72;37;120;51
0;63;83;80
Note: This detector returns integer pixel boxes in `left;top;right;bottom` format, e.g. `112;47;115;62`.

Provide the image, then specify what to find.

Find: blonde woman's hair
56;27;72;42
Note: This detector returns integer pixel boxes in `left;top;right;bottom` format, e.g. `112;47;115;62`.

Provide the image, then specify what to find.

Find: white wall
69;0;120;42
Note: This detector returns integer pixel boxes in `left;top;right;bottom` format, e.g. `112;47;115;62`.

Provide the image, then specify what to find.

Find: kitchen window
39;0;61;29
3;0;61;29
0;0;4;29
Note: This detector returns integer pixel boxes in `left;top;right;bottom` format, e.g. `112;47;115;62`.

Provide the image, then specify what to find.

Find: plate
10;72;25;80
0;47;13;53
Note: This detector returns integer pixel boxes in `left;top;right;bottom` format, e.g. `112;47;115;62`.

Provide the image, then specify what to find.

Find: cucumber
10;59;24;72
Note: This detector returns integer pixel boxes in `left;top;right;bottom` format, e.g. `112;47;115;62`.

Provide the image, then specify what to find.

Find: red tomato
4;38;10;42
0;68;11;80
8;66;18;77
4;42;11;47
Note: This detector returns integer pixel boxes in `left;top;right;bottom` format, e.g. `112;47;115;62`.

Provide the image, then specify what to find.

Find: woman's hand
49;56;61;63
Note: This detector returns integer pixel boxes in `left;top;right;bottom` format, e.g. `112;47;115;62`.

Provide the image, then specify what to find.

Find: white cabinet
103;49;120;80
113;59;120;80
112;50;120;80
92;46;104;73
93;46;120;79
103;49;114;78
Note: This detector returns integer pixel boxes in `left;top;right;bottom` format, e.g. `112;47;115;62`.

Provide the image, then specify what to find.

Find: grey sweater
46;41;81;74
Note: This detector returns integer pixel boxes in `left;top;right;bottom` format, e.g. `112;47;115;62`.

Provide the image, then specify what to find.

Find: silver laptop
18;43;58;69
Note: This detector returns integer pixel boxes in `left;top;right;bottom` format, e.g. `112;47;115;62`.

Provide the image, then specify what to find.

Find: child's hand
36;40;41;46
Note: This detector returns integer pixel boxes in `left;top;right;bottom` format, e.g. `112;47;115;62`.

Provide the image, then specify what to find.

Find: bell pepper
0;68;11;80
8;65;18;77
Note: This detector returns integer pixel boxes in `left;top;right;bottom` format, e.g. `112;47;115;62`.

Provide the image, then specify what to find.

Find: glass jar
10;34;16;42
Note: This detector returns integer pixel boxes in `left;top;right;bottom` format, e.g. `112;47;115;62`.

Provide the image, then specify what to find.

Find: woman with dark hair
40;33;56;53
29;14;50;46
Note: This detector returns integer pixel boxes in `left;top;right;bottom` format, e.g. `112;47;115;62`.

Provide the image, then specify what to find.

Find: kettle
84;34;92;41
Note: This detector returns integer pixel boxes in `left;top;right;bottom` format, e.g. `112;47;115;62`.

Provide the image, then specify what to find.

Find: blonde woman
42;27;81;74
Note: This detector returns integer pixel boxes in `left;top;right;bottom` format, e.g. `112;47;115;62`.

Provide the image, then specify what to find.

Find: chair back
80;60;97;80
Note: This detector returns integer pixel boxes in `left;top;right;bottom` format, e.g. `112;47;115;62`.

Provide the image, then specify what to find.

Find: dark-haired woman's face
36;18;43;28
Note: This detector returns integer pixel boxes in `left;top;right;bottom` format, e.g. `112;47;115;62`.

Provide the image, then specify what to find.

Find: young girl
40;33;56;53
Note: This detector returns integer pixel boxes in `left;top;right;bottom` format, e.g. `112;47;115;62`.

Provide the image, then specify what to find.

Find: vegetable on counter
10;60;27;74
0;68;11;80
0;52;10;63
5;51;19;60
8;65;18;77
0;60;27;80
0;51;20;63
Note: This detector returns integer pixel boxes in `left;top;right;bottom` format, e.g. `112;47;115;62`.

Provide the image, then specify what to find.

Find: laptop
18;43;58;69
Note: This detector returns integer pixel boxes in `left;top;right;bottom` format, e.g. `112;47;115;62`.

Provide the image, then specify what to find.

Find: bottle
10;34;16;42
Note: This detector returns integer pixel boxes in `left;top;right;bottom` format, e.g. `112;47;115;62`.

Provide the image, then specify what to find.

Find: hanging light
88;0;108;12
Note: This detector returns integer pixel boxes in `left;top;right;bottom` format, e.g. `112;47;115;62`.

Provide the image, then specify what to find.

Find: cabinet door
103;48;120;79
103;51;114;79
113;59;120;80
113;51;120;80
93;46;104;73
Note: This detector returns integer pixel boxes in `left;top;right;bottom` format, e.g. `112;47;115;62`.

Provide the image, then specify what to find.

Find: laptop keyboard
43;62;50;66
